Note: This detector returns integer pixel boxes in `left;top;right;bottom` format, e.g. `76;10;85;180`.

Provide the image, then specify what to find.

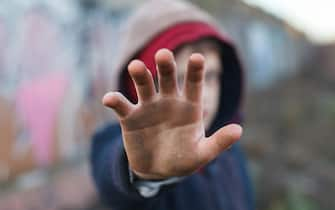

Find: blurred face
174;41;222;130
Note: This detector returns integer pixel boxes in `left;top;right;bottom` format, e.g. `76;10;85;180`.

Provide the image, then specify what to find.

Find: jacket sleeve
90;123;162;210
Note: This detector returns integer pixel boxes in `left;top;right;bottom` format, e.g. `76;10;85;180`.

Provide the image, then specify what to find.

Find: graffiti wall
0;0;119;183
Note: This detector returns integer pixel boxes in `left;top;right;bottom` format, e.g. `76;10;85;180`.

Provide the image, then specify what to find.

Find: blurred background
0;0;334;209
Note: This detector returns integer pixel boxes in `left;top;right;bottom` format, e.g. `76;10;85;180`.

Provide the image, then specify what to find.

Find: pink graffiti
16;71;68;166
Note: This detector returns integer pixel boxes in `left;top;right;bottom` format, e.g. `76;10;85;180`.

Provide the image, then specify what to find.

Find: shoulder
94;122;121;137
221;142;247;165
90;122;122;160
91;122;122;143
214;141;248;172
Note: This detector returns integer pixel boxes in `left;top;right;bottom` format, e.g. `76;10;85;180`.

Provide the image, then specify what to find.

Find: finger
102;92;135;118
128;60;156;102
155;49;178;96
197;124;242;164
183;53;205;103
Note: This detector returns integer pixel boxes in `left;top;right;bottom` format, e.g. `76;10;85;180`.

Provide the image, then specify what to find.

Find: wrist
128;167;186;198
131;169;169;180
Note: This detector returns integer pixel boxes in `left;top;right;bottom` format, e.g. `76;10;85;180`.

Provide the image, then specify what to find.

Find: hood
111;0;244;133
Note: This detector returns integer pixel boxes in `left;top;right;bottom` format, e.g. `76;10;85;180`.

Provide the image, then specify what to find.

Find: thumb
198;124;242;164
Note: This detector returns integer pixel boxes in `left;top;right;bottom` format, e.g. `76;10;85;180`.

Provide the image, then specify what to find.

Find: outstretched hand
102;49;242;179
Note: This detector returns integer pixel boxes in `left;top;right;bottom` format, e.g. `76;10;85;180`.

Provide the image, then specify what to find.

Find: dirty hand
102;49;242;179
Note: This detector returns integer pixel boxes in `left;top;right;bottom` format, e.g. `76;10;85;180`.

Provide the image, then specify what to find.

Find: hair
174;37;222;58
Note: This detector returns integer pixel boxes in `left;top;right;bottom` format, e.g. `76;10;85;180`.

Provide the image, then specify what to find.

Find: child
90;0;254;209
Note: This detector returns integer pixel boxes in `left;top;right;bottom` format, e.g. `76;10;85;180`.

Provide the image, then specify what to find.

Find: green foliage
287;191;319;210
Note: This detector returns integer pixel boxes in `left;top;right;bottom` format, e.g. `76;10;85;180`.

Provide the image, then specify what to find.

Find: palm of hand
122;96;204;178
103;49;242;179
